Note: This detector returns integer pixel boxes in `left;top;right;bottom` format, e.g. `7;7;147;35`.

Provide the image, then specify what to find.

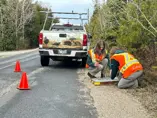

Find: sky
37;0;95;24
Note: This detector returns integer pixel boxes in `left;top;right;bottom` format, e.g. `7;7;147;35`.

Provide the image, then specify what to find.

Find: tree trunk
15;1;19;49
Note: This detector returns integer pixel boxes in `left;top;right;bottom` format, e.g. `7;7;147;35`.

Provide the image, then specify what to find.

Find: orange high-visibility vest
86;49;107;68
111;53;143;78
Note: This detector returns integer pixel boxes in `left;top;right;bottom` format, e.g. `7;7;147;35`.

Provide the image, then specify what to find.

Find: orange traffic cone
17;72;30;90
14;60;21;72
85;64;89;68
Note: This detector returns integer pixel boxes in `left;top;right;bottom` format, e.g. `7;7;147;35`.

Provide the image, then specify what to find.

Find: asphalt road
0;50;97;118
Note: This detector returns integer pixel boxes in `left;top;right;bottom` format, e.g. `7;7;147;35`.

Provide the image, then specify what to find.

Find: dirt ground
127;71;157;117
77;69;154;118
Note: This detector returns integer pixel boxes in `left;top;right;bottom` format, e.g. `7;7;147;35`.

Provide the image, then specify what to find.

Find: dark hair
110;46;121;57
94;40;106;55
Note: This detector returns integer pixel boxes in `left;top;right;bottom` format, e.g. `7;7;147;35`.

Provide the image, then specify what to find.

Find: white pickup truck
38;23;91;67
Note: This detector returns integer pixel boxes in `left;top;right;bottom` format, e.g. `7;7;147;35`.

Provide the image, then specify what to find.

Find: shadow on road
49;60;84;69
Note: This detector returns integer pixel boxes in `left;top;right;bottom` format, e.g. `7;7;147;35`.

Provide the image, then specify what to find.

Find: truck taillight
38;33;43;44
83;34;87;46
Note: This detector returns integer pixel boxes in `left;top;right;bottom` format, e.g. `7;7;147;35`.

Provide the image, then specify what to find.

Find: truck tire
81;57;87;67
40;56;49;66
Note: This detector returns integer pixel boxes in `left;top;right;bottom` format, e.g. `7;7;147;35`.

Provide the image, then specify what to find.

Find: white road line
0;53;39;65
0;64;15;70
0;67;45;98
0;67;46;107
19;55;39;63
0;55;39;70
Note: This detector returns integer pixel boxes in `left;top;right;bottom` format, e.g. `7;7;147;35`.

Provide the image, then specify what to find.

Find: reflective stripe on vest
89;49;96;63
86;49;107;68
120;59;139;73
119;53;140;73
105;50;108;54
88;49;108;62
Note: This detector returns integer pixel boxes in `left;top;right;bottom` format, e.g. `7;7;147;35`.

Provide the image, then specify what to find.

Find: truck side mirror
88;34;92;39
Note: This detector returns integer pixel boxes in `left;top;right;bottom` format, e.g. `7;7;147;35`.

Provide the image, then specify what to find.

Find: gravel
77;69;152;118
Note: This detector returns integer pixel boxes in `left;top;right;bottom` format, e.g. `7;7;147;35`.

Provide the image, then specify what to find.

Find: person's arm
91;54;96;64
111;59;119;79
105;53;111;69
86;55;95;67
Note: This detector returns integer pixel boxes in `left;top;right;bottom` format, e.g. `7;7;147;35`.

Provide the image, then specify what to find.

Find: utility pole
42;8;50;30
87;9;90;24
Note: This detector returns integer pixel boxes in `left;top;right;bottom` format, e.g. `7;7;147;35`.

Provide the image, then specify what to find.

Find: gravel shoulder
77;69;153;118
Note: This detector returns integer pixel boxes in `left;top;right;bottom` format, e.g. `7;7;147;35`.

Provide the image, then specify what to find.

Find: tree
88;0;157;67
25;2;59;48
0;0;59;50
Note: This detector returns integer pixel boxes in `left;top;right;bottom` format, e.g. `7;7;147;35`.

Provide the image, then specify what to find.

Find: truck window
51;25;84;31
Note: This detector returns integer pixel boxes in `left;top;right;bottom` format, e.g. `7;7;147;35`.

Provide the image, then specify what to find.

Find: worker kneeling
110;47;143;89
86;40;111;78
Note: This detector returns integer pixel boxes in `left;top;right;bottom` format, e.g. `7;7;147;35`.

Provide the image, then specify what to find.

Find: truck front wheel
40;56;49;66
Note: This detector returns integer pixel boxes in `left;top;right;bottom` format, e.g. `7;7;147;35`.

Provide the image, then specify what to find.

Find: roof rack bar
40;11;87;15
40;9;89;27
48;17;88;20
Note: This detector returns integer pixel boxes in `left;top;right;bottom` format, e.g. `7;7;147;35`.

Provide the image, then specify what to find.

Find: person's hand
94;62;100;67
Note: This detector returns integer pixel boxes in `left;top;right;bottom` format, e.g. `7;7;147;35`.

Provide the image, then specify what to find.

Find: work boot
87;72;96;79
101;73;105;78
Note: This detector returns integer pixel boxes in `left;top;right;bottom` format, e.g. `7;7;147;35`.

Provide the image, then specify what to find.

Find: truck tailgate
41;31;85;49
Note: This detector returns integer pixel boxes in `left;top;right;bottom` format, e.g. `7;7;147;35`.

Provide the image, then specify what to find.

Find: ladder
40;10;90;30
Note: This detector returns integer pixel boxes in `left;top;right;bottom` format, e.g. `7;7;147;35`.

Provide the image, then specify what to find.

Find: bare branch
131;1;157;34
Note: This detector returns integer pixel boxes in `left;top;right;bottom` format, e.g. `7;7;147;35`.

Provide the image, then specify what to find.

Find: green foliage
88;0;157;49
0;0;59;50
87;0;157;66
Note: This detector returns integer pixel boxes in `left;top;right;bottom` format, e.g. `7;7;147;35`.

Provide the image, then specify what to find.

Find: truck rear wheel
40;56;49;66
81;57;87;67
